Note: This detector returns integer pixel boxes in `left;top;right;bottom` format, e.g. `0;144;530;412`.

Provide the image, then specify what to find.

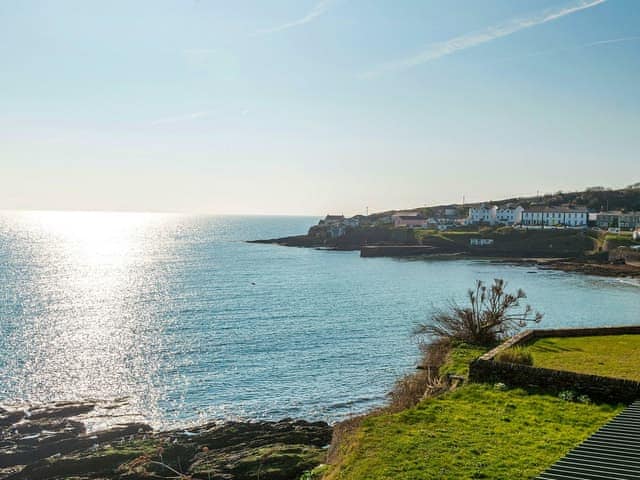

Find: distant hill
488;185;640;212
369;184;640;219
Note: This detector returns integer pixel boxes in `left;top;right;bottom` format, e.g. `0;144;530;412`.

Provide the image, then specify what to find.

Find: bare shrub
415;279;542;347
388;370;432;411
387;338;453;412
417;338;451;370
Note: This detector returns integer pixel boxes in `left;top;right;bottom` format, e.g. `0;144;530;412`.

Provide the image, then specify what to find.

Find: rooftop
523;206;588;213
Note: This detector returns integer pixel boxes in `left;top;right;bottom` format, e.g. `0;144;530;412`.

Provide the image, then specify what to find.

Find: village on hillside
318;186;640;243
320;205;640;239
253;186;640;275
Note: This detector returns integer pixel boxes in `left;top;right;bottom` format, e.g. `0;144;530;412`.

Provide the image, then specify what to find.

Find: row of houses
468;204;640;229
318;214;362;238
321;207;640;233
596;211;640;230
469;204;577;227
393;206;592;229
391;211;463;229
469;204;590;227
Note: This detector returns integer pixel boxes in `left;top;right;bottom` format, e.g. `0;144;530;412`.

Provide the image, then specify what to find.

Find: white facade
597;211;640;230
470;238;494;246
521;208;588;227
468;205;497;225
468;204;523;225
496;206;524;225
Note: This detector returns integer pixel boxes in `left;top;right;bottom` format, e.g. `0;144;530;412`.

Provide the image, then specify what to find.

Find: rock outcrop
1;402;331;480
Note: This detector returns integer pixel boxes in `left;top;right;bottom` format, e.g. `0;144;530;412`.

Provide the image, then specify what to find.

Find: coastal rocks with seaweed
0;401;332;480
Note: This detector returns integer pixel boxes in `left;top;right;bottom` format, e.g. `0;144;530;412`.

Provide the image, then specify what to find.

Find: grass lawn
439;343;488;377
323;384;621;480
527;335;640;381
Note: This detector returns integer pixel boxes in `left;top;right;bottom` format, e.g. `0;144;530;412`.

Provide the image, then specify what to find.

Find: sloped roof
537;401;640;479
523;207;588;213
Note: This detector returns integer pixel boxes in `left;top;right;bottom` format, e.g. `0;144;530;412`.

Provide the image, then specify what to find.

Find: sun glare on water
1;211;178;427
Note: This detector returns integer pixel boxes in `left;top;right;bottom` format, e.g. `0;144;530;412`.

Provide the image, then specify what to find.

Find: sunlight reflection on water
0;212;174;423
1;211;638;429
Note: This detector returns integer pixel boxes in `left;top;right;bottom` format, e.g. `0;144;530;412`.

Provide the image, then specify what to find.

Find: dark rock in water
27;402;97;421
1;419;150;469
1;402;331;480
0;411;25;429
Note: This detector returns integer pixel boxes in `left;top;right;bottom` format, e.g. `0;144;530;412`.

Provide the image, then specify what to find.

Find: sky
1;0;639;215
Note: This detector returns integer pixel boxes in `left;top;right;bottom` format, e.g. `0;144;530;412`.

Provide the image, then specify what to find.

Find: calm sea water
0;211;638;428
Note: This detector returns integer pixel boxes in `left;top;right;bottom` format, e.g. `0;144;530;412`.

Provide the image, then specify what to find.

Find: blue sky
1;0;639;215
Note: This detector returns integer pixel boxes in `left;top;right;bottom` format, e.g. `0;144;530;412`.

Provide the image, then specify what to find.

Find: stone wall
469;325;640;404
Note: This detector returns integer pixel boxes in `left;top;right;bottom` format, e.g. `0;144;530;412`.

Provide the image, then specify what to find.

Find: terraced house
521;207;588;227
596;211;640;230
468;204;524;225
467;204;497;224
496;205;524;224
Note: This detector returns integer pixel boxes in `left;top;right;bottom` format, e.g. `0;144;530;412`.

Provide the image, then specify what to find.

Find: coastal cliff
251;223;640;277
0;401;331;480
249;224;419;251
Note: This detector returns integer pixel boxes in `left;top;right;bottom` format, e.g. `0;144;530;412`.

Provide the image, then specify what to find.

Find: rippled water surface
0;211;638;427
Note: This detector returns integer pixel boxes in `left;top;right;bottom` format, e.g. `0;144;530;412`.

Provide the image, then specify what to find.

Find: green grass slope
324;384;622;480
529;335;640;382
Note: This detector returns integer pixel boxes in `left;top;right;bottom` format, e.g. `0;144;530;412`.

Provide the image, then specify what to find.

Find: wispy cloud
363;0;607;77
151;111;211;126
255;0;333;35
496;35;640;63
582;35;640;48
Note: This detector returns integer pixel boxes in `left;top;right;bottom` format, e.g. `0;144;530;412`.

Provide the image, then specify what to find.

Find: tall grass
495;346;533;365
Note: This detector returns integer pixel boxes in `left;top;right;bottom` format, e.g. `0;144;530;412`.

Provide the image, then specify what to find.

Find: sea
0;211;638;429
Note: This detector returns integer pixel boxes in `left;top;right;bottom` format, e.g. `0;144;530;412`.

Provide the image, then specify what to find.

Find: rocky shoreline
496;258;640;278
249;237;640;279
0;401;332;480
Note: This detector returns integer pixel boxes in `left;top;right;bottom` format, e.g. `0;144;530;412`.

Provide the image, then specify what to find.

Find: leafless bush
387;338;452;411
415;279;542;347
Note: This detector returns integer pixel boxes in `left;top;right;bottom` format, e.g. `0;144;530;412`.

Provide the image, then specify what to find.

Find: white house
521;207;588;227
470;238;494;246
633;228;640;241
467;205;497;225
495;205;524;225
597;211;640;230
